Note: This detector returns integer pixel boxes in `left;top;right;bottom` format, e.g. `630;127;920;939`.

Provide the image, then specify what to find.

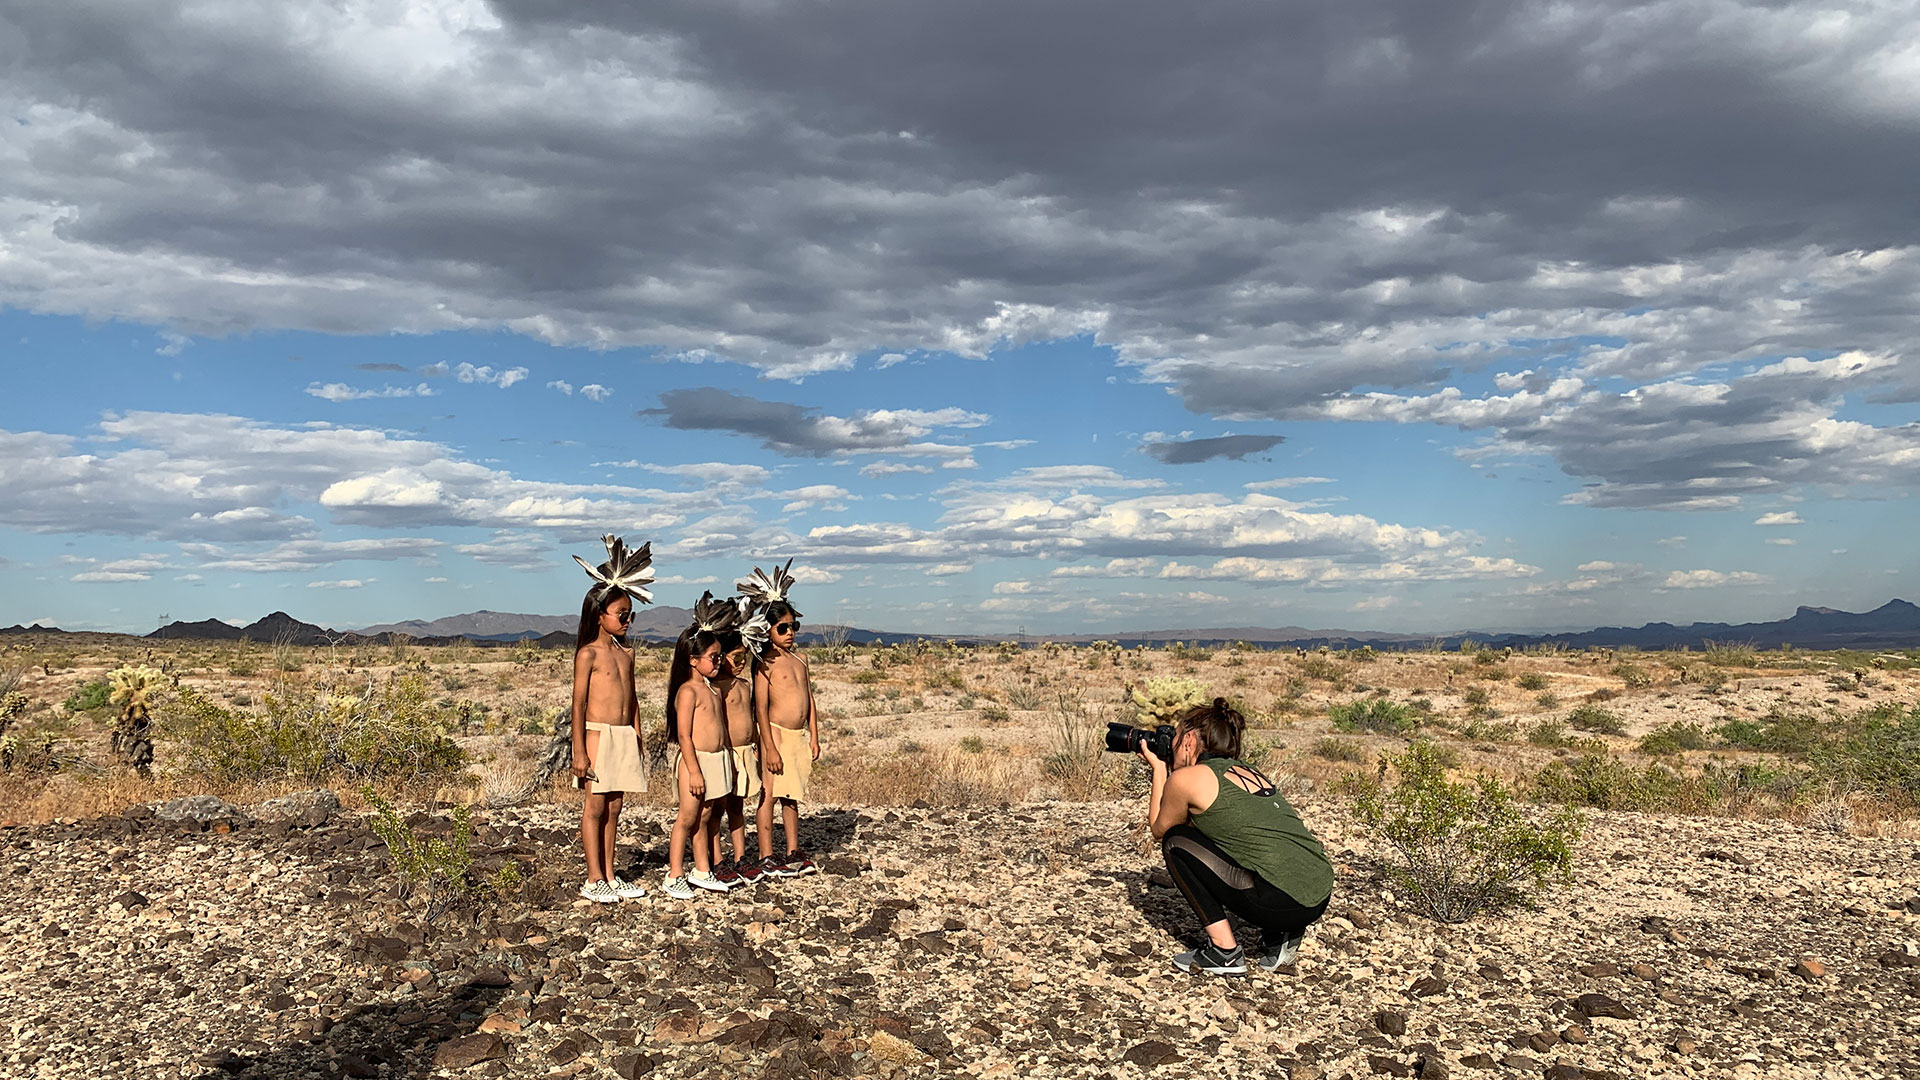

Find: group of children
566;536;822;903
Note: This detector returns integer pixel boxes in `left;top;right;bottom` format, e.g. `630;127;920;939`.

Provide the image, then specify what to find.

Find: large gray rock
151;795;250;828
253;789;341;826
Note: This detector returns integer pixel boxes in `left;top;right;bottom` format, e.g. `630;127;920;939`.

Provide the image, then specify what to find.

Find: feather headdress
572;534;655;604
690;591;740;635
735;596;771;657
735;557;801;617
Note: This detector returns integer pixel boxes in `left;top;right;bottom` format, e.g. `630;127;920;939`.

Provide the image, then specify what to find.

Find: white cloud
456;363;529;388
859;461;934;477
548;379;574;395
1765;537;1797;546
778;485;856;513
305;382;433;402
1661;569;1771;589
1754;511;1803;525
1244;477;1335;490
308;579;368;589
925;562;972;576
180;537;442;573
580;384;611;402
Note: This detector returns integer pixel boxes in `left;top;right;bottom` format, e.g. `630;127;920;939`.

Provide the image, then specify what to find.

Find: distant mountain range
7;598;1917;651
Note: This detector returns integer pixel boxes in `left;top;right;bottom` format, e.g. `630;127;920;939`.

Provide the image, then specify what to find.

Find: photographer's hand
1140;742;1168;833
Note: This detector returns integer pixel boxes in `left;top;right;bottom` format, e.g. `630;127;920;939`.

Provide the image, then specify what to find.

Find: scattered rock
1376;1010;1408;1036
1368;1054;1413;1076
432;1034;506;1069
1560;1024;1588;1045
253;789;340;826
1572;993;1635;1020
152;795;250;829
111;889;149;910
1791;959;1828;981
1122;1040;1180;1067
1409;975;1448;997
869;1030;924;1064
610;1052;655;1079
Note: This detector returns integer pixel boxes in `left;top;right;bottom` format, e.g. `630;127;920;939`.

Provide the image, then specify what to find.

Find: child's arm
755;662;779;774
570;646;593;779
627;650;643;757
673;682;705;799
803;655;821;761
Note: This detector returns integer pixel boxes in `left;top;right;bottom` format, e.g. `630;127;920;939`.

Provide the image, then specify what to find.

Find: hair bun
1213;697;1228;712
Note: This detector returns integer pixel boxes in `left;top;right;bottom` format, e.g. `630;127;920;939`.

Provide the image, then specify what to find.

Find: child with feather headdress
660;591;740;899
704;593;766;888
738;559;822;877
568;535;655;904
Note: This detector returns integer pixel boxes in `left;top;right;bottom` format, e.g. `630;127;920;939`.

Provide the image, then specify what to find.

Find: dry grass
1;635;1917;837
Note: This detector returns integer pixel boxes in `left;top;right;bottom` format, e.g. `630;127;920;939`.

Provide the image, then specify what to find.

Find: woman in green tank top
1143;698;1333;977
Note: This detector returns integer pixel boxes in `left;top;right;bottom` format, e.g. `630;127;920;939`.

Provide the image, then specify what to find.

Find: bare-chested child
662;622;734;899
570;587;649;903
707;634;761;888
755;600;821;877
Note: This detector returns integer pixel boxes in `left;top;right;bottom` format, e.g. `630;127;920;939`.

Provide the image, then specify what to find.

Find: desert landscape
2;631;1917;1079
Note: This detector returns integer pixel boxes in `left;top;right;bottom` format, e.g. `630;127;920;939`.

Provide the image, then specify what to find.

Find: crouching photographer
1120;698;1332;976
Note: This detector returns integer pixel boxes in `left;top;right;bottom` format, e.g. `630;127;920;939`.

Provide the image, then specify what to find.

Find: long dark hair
763;599;801;649
575;586;626;650
664;624;724;742
1176;697;1245;760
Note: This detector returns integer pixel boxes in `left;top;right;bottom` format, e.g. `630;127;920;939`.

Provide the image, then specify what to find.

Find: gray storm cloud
3;0;1919;508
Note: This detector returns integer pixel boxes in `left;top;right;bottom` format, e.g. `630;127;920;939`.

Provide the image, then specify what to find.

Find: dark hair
1176;697;1244;760
575;587;629;650
765;599;803;625
664;625;724;743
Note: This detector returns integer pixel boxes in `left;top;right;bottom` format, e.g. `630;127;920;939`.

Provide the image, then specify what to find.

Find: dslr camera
1105;721;1177;764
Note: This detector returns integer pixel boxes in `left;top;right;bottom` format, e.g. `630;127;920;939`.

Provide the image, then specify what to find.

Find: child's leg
755;786;777;859
668;776;701;878
724;794;746;861
581;792;609;881
601;793;622;877
691;799;716;873
781;797;801;854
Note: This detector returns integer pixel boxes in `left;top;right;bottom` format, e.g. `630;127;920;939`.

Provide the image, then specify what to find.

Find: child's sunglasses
612;610;634;623
774;621;798;633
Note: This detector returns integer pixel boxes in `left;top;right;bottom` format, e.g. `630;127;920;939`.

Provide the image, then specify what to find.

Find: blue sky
2;1;1917;635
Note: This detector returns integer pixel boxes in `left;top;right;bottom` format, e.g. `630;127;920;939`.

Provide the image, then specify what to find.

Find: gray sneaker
1172;942;1246;976
1254;930;1305;970
661;875;696;901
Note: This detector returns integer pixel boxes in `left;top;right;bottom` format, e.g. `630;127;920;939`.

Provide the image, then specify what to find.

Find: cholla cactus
0;691;26;736
108;665;167;775
1130;676;1210;726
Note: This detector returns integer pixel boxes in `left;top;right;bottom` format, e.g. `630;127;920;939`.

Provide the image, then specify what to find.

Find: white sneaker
1254;930;1305;970
610;876;648;900
579;879;620;904
686;869;730;893
661;875;696;900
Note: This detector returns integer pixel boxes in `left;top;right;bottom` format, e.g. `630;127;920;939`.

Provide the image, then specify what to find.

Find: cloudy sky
3;0;1917;636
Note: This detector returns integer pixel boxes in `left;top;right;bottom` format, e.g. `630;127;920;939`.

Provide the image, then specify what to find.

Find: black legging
1162;824;1328;943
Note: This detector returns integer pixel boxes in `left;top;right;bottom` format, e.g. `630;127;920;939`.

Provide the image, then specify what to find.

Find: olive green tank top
1191;757;1333;906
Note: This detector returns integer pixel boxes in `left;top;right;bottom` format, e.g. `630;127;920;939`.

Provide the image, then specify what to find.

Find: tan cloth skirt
764;724;812;802
729;745;762;799
670;746;735;802
584;722;648;795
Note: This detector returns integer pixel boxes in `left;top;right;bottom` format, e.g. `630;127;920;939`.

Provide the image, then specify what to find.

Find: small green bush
1533;692;1560;710
1611;662;1653;688
1527;719;1571;747
1566;703;1627;735
1715;709;1822;754
1812;703;1920;802
364;790;520;926
1350;741;1580;923
63;680;112;712
1462;686;1491;707
959;735;986;753
1313;736;1368;764
978;703;1011;725
1534;751;1683;811
1006;683;1048;710
163;675;464;784
1299;656;1345;682
848;669;886;685
1639;721;1710;755
1516;672;1550;691
1329;698;1420;735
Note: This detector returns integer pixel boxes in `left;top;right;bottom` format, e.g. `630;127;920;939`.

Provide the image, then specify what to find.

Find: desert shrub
1042;693;1116;798
63;680;112;713
1811;703;1920;802
1702;640;1758;667
1586;687;1618;703
1533;692;1560;710
978;703;1011;726
1565;703;1627;735
1639;721;1711;755
1533;751;1683;811
924;667;966;692
1461;686;1491;707
1128;676;1209;725
1715;708;1821;753
1516;672;1550;691
959;735;985;754
1527;719;1571;747
164;675;464;785
1472;650;1503;667
1350;741;1580;923
1299;656;1344;682
1329;698;1420;735
848;669;885;685
1006;683;1047;710
1460;716;1518;742
365;790;522;925
1313;736;1367;764
227;652;260;677
1611;662;1652;688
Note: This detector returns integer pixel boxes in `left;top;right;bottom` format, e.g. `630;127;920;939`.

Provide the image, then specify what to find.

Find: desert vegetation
0;633;1916;840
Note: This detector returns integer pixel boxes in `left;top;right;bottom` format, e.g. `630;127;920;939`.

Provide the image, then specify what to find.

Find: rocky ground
4;791;1918;1080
